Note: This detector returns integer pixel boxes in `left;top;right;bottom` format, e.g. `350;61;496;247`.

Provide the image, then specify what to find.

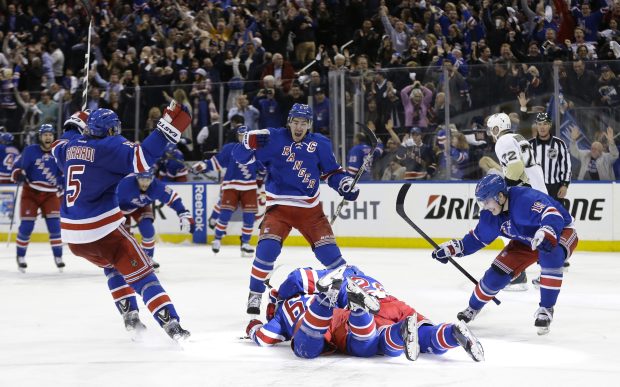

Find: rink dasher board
1;181;618;251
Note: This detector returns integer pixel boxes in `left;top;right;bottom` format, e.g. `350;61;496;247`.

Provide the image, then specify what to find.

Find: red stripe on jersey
474;284;494;302
251;266;270;280
350;321;376;337
265;195;319;204
304;269;316;294
540;276;563;288
256;330;282;345
303;309;331;329
111;285;135;300
385;326;403;350
142;240;155;248
61;211;125;230
146;293;172;313
134;146;146;172
436;324;452;349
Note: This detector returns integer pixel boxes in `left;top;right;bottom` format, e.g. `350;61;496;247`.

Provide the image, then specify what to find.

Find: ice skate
212;239;221;254
316;265;346;293
54;256;65;273
505;271;528;291
534;306;554;335
457;306;480;323
163;319;191;341
151;260;160;272
532;276;541;289
208;217;217;230
346;280;380;315
241;243;254;258
452;320;485;362
401;314;419;361
247;291;262;315
16;256;27;273
123;310;147;332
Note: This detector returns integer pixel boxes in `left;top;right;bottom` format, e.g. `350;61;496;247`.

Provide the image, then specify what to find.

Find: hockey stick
330;122;379;225
80;0;94;111
395;183;501;305
6;182;22;247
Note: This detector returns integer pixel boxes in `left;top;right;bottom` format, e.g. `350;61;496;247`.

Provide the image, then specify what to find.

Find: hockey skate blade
403;315;419;361
504;283;528;292
241;251;254;258
537;326;550;336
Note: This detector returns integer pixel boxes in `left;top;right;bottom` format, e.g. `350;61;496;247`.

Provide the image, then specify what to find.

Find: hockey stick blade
395;183;500;305
330;123;379;225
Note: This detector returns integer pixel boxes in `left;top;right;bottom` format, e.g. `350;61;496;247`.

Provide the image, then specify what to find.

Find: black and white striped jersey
529;136;572;186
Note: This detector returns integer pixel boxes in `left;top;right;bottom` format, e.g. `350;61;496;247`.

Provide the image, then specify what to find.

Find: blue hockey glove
431;239;464;264
531;225;557;252
337;176;360;201
242;129;270;150
178;211;195;234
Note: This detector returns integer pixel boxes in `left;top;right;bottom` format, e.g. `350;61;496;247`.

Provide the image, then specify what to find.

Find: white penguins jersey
495;132;548;194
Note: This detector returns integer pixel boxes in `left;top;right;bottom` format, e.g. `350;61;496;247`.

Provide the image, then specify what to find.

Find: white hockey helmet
486;113;511;140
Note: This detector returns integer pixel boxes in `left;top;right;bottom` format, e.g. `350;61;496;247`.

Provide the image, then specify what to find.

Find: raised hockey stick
6;182;22;247
80;0;94;111
330;122;379;225
395;183;501;305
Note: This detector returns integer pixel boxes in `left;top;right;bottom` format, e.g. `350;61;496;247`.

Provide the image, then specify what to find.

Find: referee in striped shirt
529;113;571;204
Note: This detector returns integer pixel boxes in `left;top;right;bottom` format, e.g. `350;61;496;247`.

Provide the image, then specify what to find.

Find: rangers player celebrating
51;102;192;341
432;174;578;335
233;103;359;316
11;124;64;272
116;169;195;270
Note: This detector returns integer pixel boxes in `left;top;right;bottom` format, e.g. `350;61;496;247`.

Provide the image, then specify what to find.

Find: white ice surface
1;243;619;387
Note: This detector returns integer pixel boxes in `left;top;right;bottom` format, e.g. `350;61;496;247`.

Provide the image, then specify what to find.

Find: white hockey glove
431;239;464;264
191;161;207;174
242;129;270;150
178;210;195;234
531;225;557;253
337;176;360;201
156;100;192;143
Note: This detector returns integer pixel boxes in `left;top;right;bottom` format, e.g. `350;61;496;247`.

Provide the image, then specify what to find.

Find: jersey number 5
66;165;85;207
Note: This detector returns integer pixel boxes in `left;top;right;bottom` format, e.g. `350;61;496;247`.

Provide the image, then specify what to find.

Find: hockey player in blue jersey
51;102;192;341
61;110;89;140
431;174;578;335
246;266;484;362
157;143;188;182
0;132;19;184
11;124;64;272
116;169;195;270
346;132;382;180
232;103;360;316
192;125;265;256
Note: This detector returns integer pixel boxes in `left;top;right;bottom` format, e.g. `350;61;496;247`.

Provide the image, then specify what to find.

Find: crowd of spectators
0;0;619;180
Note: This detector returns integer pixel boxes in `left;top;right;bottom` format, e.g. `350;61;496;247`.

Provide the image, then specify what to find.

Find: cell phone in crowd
542;40;552;50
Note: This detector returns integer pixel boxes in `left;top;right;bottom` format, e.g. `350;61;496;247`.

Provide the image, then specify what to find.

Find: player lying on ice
431;174;578;335
245;265;484;361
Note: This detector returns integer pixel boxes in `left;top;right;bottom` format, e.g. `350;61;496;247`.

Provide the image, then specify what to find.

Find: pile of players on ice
2;102;576;358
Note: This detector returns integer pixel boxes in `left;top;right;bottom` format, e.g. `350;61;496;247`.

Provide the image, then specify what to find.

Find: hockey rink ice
1;243;619;387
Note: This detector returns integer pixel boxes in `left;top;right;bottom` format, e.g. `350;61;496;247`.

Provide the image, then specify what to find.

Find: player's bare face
137;177;153;191
289;118;310;142
478;197;502;215
40;133;54;149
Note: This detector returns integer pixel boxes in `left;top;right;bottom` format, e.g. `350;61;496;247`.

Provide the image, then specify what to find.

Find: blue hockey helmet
164;142;177;155
86;108;121;137
136;169;155;181
0;132;14;144
288;103;313;126
39;124;55;135
475;174;508;208
236;125;248;135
